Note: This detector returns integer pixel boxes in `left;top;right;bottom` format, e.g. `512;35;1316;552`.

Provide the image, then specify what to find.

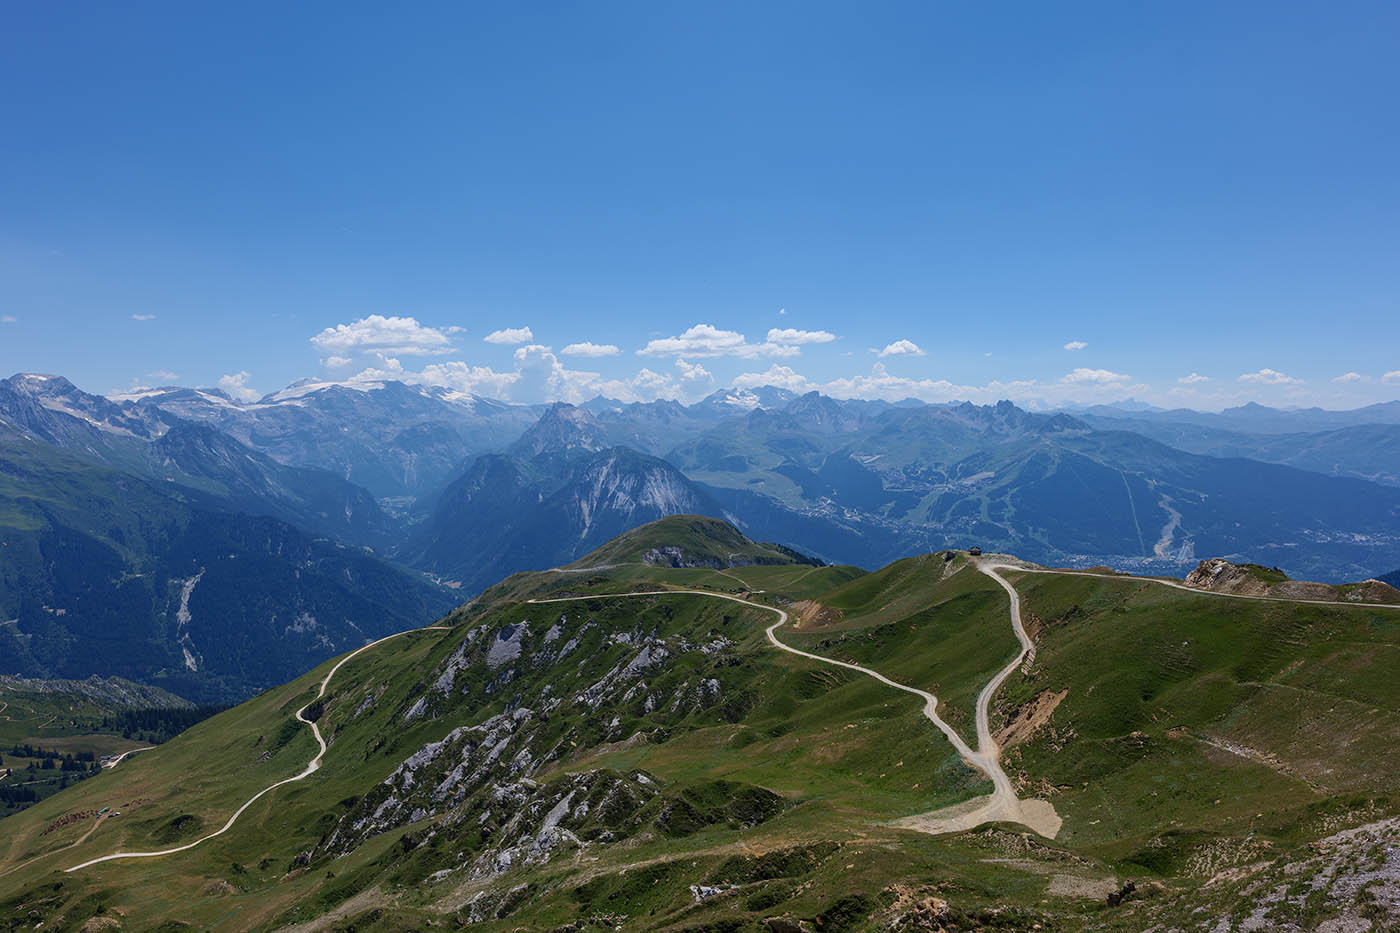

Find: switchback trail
63;625;451;873
528;578;1062;838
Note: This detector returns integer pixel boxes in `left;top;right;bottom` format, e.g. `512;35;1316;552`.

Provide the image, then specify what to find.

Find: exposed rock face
1184;558;1400;603
1184;558;1277;596
486;623;528;670
508;403;610;461
318;603;766;877
643;545;733;569
1132;816;1400;930
641;544;805;570
408;446;727;592
566;450;713;539
0;674;193;710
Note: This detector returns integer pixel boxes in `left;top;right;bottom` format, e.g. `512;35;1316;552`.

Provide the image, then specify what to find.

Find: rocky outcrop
1183;559;1400;603
641;544;811;570
0;674;192;710
507;403;610;461
323;604;749;863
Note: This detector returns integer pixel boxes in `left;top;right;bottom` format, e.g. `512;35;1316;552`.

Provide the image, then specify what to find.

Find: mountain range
5;371;1400;700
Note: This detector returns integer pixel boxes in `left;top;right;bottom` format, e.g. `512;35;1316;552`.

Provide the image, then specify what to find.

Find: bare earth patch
993;689;1068;749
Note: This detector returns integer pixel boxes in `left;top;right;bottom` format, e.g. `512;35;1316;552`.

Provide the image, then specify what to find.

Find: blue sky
2;2;1397;409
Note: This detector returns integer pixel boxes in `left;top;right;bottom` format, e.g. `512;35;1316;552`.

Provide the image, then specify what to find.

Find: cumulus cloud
1063;340;1088;351
1238;368;1302;385
637;323;812;359
732;365;818;393
876;339;925;357
1331;372;1365;384
1;315;15;323
765;328;836;346
676;359;714;386
146;370;180;383
1178;372;1210;384
337;345;719;406
311;315;456;357
561;341;620;357
729;362;1158;408
1384;371;1400;384
827;364;1034;403
639;324;748;357
131;313;156;321
1061;368;1130;385
218;371;261;402
484;326;534;345
324;356;353;369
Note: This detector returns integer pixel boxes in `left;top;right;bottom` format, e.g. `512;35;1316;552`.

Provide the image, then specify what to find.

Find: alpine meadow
4;4;1400;931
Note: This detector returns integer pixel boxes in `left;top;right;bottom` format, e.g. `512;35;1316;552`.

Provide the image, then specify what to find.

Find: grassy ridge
994;570;1400;865
782;561;1019;745
1;535;1398;929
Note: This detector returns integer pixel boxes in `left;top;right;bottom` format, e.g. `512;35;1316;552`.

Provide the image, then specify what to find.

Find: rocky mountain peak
508;402;610;461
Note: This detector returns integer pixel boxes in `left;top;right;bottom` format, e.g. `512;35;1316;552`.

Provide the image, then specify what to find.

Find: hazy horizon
4;4;1399;411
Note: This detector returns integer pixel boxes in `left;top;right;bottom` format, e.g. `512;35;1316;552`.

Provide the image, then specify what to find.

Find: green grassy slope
781;558;1019;746
1;527;1397;930
0;678;201;818
986;569;1400;926
568;514;824;569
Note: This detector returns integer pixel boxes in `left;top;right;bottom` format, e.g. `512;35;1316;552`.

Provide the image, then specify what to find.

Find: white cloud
676;359;714;386
876;339;925;358
1061;368;1131;385
146;370;180;383
324;356;353;369
639;324;748;357
637;323;806;359
218;371;261;402
131;313;156;321
483;326;534;345
1;315;15;323
1238;368;1302;385
778;307;786;316
1063;340;1088;351
729;362;1157;408
561;341;620;357
1383;371;1400;384
765;328;836;346
826;364;1033;403
311;315;456;356
340;344;719;406
732;365;819;393
1331;372;1365;384
1178;372;1210;384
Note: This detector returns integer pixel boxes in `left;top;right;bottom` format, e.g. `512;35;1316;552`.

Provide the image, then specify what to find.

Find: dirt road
528;584;1062;838
63;625;451;873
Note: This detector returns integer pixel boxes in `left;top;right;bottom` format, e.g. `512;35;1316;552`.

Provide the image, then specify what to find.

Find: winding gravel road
64;625;450;873
60;557;1395;873
528;573;1063;838
1007;564;1400;610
